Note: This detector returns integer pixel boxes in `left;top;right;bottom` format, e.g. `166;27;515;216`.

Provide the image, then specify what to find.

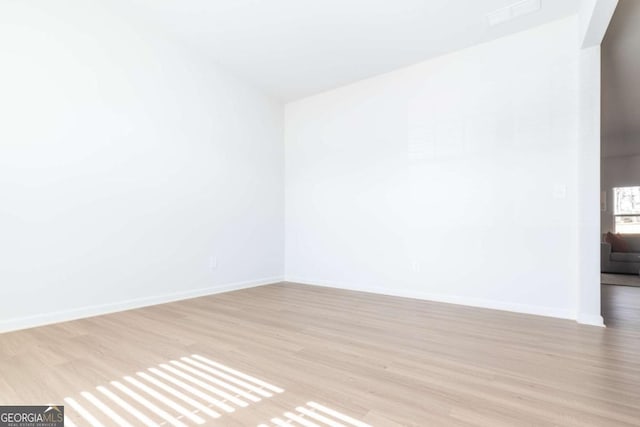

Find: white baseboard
285;276;577;321
0;276;284;333
577;313;605;327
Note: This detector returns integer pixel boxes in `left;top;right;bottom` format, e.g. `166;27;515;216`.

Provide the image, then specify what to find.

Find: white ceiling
602;0;640;154
114;0;580;101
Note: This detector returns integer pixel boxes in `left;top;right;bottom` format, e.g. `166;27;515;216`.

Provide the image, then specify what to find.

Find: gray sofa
601;234;640;274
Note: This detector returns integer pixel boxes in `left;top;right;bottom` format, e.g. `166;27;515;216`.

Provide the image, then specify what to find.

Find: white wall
601;154;640;233
0;1;284;331
577;45;604;326
576;0;617;327
285;18;583;319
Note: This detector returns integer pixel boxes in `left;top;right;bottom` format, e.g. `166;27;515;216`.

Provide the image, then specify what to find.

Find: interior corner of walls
0;276;284;334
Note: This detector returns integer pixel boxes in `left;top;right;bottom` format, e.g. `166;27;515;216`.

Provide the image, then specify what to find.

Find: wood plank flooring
602;283;640;329
601;273;640;288
0;282;639;426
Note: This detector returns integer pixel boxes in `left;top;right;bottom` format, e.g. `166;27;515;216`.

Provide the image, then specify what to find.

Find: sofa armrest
601;242;612;271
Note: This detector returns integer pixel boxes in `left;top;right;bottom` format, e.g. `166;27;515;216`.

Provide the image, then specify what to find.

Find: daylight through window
613;186;640;234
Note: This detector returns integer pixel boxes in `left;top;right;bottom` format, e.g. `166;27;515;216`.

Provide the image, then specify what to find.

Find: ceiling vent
486;0;541;27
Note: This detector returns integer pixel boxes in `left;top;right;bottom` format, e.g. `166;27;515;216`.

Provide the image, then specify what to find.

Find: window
613;186;640;234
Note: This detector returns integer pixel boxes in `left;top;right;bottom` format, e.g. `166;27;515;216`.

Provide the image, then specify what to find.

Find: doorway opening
600;0;640;329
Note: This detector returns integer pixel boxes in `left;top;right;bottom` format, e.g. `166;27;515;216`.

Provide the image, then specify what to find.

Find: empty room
1;0;638;426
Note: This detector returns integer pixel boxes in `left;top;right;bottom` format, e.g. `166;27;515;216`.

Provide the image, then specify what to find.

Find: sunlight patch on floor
63;354;284;426
258;401;371;427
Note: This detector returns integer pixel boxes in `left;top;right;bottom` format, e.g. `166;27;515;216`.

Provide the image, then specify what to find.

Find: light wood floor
1;283;639;426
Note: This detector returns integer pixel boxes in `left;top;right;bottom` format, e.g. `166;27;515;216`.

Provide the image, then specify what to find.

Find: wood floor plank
0;282;638;426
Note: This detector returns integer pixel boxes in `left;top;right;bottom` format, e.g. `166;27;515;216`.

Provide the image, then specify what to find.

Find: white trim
285;276;577;321
580;0;618;49
0;276;283;333
577;313;606;327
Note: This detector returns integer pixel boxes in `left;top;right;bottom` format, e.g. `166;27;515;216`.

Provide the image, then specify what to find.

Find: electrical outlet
209;256;218;272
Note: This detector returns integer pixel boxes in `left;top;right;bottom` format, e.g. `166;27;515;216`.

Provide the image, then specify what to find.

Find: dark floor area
602;284;640;329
